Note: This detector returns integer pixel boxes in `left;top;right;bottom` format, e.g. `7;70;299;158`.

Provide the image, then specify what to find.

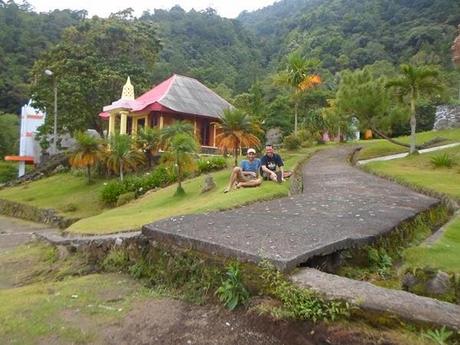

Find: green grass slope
365;146;460;273
356;128;460;160
67;149;314;234
0;174;106;219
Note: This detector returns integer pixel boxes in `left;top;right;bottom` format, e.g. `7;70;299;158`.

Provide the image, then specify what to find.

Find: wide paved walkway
143;147;438;271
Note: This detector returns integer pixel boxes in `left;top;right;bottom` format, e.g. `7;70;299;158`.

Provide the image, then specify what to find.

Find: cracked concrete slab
143;147;439;271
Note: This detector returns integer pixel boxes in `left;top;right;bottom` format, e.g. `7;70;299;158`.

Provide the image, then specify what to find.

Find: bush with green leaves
102;248;130;271
421;326;454;345
0;162;17;183
125;247;221;303
259;260;350;322
101;180;128;205
283;133;302;150
100;165;176;205
116;192;135;207
197;156;227;174
216;262;250;310
296;129;316;147
367;247;393;278
431;153;455;168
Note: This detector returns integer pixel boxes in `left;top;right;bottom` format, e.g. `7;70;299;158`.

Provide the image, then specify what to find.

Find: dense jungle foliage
0;0;459;146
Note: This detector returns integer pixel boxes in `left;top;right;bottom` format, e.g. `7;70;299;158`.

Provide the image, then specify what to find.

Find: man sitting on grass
261;144;285;183
224;148;262;193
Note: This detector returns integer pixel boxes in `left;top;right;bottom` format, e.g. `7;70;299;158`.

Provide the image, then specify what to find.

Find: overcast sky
26;0;278;18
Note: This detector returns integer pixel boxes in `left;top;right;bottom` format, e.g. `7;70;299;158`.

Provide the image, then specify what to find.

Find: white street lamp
44;69;58;155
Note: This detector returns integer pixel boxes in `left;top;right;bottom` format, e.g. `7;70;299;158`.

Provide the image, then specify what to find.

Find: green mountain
238;0;460;71
0;2;85;113
1;0;459;115
140;6;263;97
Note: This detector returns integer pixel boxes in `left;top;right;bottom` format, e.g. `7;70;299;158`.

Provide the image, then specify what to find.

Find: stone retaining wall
0;198;78;229
289;159;304;195
434;105;460;130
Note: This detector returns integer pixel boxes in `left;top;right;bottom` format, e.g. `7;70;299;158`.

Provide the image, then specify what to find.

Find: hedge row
101;156;227;206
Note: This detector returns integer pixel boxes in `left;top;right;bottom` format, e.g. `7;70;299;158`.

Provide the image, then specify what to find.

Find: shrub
102;248;130;271
431;153;454;168
283;133;302;150
259;260;350;322
367;247;393;278
0;163;17;183
422;326;453;345
100;165;177;206
116;192;135;207
216;262;249;310
197;156;227;174
101;180;127;205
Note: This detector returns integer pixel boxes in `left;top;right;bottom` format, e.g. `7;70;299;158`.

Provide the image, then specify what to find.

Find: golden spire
121;76;135;100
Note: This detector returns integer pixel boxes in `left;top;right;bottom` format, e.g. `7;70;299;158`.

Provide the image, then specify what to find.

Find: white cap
247;148;256;154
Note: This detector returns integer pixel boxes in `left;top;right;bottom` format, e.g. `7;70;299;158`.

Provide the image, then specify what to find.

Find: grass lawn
404;216;460;273
364;146;460;273
0;243;149;345
356;128;460;160
0;173;106;219
67;148;317;234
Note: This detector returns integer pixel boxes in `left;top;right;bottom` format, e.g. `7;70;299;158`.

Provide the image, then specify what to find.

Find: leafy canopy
30;14;161;136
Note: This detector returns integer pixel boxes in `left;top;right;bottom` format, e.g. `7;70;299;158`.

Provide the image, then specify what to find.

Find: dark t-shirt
260;153;284;172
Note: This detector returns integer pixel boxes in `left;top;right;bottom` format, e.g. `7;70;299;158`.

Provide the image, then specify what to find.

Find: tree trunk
120;161;124;181
146;150;153;168
176;154;182;191
409;92;417;154
294;101;298;135
371;127;411;148
87;164;91;184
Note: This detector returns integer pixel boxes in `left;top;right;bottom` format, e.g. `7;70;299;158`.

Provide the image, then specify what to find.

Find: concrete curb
291;268;460;330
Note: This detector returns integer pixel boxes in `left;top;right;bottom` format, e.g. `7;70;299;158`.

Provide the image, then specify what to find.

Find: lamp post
44;69;57;155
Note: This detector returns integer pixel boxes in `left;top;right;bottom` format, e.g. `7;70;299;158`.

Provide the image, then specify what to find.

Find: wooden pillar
120;111;128;135
109;113;116;136
213;123;217;147
159;114;164;129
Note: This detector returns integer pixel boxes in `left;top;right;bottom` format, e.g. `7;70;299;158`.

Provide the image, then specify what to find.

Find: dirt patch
103;298;314;345
101;298;409;345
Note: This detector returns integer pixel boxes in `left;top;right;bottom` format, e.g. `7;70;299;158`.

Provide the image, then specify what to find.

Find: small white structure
5;101;46;177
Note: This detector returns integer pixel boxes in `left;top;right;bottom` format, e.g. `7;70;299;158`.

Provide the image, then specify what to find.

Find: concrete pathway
143;146;438;271
291;268;460;330
0;215;57;252
357;142;460;165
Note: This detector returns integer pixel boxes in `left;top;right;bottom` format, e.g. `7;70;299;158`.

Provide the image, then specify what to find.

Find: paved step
291;268;460;330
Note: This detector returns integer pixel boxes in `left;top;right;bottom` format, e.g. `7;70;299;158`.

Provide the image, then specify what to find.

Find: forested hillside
1;0;459;117
0;2;85;113
239;0;460;71
141;6;263;97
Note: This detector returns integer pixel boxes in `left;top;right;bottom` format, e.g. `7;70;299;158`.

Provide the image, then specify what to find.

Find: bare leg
237;178;262;188
224;167;244;192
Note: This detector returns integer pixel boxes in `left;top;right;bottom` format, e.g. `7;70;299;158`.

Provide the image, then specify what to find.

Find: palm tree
136;127;161;168
276;52;321;134
105;134;145;181
386;64;440;154
162;133;198;196
160;120;194;149
69;131;102;184
214;108;260;166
